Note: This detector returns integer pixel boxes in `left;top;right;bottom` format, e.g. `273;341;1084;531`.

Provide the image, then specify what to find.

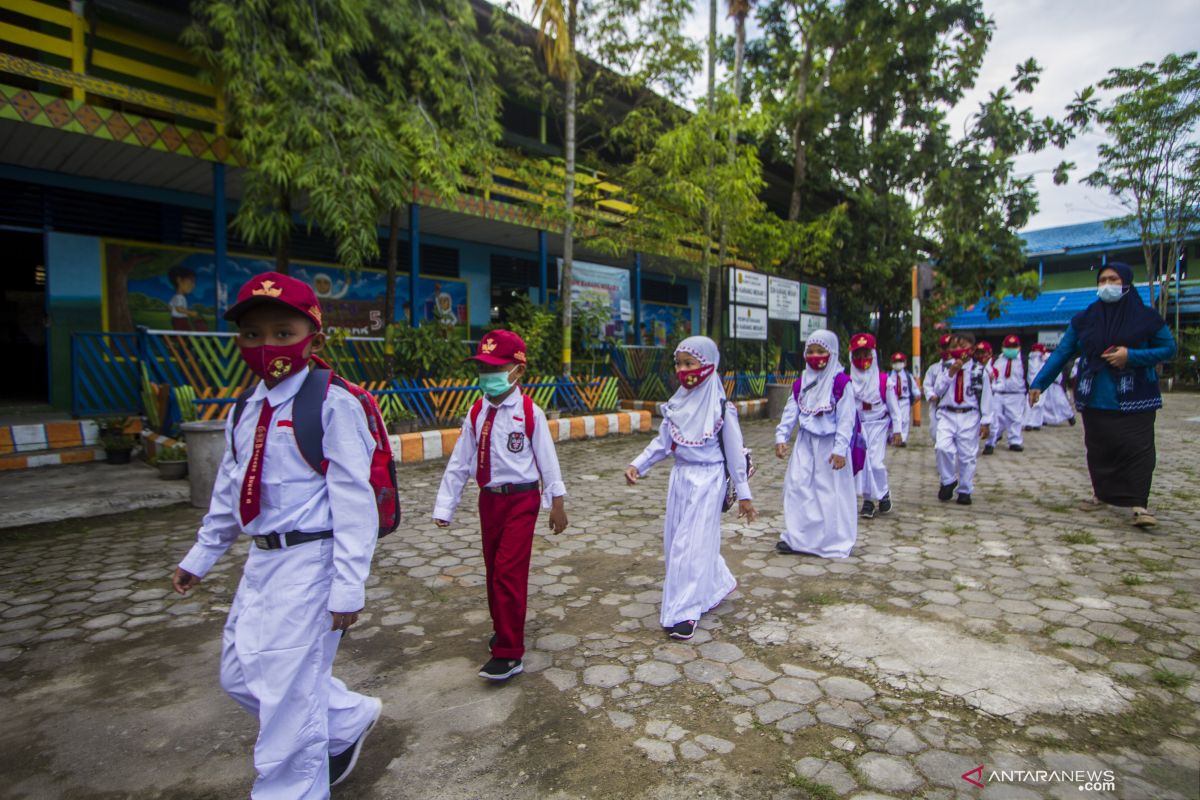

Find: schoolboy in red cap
923;333;954;444
849;333;900;518
434;330;569;680
988;334;1029;453
885;352;918;447
172;271;383;797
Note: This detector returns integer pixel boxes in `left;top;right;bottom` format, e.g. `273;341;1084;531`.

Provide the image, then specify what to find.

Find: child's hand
980;424;991;439
330;610;360;632
172;567;200;595
890;433;902;447
738;499;758;523
624;466;640;485
775;443;788;460
829;454;847;470
434;518;450;528
928;394;939;403
548;497;568;535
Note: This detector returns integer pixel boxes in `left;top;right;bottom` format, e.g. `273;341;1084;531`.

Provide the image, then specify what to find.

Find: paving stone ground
2;395;1199;799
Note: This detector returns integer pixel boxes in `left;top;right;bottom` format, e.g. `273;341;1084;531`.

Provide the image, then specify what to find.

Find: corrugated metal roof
946;285;1155;330
1020;218;1144;255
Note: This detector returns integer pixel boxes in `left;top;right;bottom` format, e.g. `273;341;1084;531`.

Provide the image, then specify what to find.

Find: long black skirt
1081;408;1157;508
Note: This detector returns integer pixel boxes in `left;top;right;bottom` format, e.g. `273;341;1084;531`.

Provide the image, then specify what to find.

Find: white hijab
799;329;840;414
851;339;883;406
662;335;726;447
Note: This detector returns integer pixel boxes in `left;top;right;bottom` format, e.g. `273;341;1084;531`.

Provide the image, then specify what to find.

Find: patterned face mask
676;364;715;389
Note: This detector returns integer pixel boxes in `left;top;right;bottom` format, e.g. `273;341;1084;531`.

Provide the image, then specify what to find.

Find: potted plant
98;417;138;465
386;405;418;435
153;443;189;480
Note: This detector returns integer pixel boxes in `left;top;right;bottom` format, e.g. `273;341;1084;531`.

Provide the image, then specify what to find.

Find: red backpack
232;356;401;537
470;393;536;444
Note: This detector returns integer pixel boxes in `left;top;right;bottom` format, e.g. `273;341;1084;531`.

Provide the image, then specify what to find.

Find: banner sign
768;277;801;321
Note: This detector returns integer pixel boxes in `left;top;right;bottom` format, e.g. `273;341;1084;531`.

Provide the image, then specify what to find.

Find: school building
0;0;820;417
946;218;1199;346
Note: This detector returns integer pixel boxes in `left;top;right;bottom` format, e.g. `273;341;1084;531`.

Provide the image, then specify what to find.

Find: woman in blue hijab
1029;263;1176;527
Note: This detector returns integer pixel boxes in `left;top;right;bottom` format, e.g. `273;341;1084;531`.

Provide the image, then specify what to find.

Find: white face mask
892;363;904;372
1097;284;1125;303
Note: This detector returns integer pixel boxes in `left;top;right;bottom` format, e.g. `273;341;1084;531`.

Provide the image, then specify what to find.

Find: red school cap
1031;342;1047;353
890;352;907;363
1002;334;1021;347
977;341;993;352
471;329;528;366
850;332;876;350
224;271;323;329
937;333;953;349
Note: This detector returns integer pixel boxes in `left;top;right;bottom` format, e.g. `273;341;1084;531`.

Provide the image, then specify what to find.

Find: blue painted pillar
538;230;548;305
212;163;227;331
633;252;643;345
409;203;420;327
1037;258;1043;287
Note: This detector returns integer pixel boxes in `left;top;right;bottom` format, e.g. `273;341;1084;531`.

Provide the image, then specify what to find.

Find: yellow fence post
69;1;86;102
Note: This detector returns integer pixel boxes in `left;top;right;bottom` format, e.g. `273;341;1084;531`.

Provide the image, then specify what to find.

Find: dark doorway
0;231;47;403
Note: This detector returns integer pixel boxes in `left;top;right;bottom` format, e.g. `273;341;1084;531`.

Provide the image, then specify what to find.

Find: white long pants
781;429;858;558
928;400;939;443
221;538;378;800
660;461;736;627
988;393;1025;447
1025;395;1045;428
1043;383;1075;424
935;409;981;495
855;416;891;502
894;399;912;443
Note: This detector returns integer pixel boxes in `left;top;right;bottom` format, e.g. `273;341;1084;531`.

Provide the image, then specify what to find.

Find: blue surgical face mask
1003;347;1019;359
1097;283;1125;303
478;368;516;397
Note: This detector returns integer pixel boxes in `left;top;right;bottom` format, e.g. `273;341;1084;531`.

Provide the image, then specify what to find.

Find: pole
409;203;420;328
911;264;922;428
633;252;643;345
1174;253;1182;336
538;230;548;306
212;163;227;332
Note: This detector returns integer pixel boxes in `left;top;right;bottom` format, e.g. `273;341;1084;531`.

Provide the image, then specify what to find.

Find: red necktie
955;371;965;404
239;400;274;526
895;374;902;399
476;405;498;487
1005;358;1012;379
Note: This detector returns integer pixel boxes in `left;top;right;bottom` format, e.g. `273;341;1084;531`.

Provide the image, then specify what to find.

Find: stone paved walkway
2;396;1199;799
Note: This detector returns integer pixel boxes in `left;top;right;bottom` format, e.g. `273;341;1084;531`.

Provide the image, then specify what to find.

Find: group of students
167;270;1074;798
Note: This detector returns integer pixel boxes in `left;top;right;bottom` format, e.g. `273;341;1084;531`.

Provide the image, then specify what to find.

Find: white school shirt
774;385;856;459
856;373;902;423
993;354;1028;394
932;361;994;426
169;293;189;318
433;389;567;524
886;369;916;404
923;361;946;402
178;367;379;612
629;403;753;500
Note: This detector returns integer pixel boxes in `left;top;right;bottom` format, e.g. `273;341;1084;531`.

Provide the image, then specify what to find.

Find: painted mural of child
168;265;206;331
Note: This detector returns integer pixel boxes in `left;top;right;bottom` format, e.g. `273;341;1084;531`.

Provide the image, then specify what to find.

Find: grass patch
1121;573;1147;586
941;525;962;537
1040;500;1073;513
1059;530;1098;545
1151;669;1190;689
1094;633;1118;648
1137;558;1172;573
788;775;842;800
801;592;840;606
1057;579;1072;588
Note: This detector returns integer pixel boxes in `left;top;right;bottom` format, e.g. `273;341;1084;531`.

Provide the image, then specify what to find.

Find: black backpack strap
291;369;333;474
716;399;728;464
229;386;256;461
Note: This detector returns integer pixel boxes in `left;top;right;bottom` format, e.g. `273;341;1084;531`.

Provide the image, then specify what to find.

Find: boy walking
885;352;917;447
849;333;899;518
987;334;1028;453
923;333;953;444
932;333;993;505
434;330;568;680
172;272;382;798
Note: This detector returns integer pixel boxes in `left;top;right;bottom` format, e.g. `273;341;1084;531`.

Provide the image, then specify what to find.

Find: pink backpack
791;372;867;475
233;356;400;537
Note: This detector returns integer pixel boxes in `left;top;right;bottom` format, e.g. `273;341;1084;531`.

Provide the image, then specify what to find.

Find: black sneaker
956;492;972;506
982;444;995;455
938;481;958;502
775;540;797;555
1009;444;1024;452
330;698;382;787
899;441;907;448
1068;416;1077;426
878;495;893;515
669;620;697;640
479;657;523;680
488;633;496;651
860;500;876;519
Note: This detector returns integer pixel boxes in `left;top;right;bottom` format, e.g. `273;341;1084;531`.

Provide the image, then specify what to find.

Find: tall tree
1077;51;1200;318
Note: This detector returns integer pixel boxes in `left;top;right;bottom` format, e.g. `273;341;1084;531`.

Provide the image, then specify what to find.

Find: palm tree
715;0;752;343
533;0;579;376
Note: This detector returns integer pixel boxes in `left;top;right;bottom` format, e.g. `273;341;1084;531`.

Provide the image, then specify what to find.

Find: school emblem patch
507;432;526;453
268;357;292;379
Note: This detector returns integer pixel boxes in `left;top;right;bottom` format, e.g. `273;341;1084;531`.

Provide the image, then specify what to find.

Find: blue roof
946;285;1155;330
1020;218;1143;255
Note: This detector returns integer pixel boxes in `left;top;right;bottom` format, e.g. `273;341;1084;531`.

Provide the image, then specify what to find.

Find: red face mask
949;347;970;360
852;356;873;371
805;354;830;371
676;364;714;389
240;335;314;383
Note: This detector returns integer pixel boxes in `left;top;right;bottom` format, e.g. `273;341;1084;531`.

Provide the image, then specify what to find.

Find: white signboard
728;268;768;306
768;277;801;321
1038;329;1065;347
800;313;826;340
729;304;768;340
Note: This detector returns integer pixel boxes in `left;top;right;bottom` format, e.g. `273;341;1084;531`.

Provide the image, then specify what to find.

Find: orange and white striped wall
0;420;104;471
392;409;653;464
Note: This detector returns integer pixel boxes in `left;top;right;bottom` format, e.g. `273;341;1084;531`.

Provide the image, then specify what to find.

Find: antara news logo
962;765;1117;793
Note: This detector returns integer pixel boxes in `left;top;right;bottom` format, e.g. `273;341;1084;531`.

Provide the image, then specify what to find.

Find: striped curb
619;398;768;419
391;410;653;464
141;430;182;460
0;447;106;471
0;420;99;455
